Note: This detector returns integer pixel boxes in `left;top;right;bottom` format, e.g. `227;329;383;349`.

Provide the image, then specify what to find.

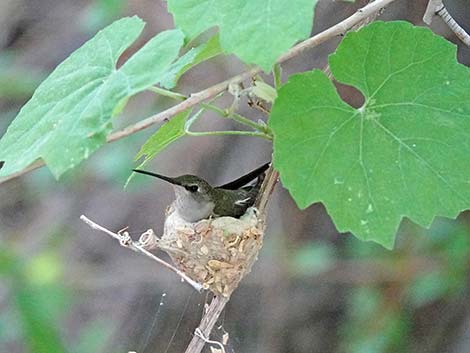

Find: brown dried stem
79;215;204;292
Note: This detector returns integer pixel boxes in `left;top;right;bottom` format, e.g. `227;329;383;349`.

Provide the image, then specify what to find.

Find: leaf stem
201;103;271;135
186;129;271;140
185;108;272;140
273;64;282;89
149;86;187;101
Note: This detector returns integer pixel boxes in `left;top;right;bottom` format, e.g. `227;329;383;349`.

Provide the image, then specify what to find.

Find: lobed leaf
167;0;316;71
0;17;184;179
270;21;470;248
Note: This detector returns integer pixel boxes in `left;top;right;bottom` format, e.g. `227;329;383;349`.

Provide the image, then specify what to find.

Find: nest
148;205;265;297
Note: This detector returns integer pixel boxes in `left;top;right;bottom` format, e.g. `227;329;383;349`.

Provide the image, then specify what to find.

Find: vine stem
200;103;272;135
185;106;272;140
148;86;186;101
0;0;398;185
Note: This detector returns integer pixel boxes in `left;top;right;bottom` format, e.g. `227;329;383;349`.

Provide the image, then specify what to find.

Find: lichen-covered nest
155;205;265;297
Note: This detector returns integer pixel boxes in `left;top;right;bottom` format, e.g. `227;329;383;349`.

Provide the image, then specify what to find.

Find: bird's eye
186;184;198;192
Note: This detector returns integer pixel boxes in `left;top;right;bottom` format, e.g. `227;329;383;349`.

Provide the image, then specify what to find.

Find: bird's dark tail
218;162;270;190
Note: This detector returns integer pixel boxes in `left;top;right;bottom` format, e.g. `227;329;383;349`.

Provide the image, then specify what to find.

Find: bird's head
132;169;214;204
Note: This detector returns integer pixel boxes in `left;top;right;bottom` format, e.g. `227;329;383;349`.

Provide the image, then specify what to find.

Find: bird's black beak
132;169;182;186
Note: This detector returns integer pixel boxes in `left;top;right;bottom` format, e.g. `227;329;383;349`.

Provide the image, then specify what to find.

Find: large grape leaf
0;17;184;179
167;0;316;71
270;21;470;248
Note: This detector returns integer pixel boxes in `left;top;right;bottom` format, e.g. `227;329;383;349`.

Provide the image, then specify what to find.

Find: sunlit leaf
167;0;316;71
160;34;223;89
0;17;184;179
125;109;190;186
270;21;470;248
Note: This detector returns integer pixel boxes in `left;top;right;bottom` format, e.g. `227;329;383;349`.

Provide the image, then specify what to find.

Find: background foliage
0;0;469;353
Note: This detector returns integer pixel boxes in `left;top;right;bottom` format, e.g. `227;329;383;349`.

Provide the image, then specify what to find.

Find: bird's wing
234;196;253;206
218;162;270;190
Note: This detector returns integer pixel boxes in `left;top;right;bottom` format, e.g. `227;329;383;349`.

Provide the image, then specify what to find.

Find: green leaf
0;17;184;179
125;109;190;186
15;283;70;353
82;0;126;31
251;80;278;103
160;34;223;89
167;0;316;71
73;320;114;353
289;242;336;276
270;21;470;248
407;272;449;306
135;109;190;163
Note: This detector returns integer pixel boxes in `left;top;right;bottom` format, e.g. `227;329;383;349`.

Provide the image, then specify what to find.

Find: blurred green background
1;0;469;352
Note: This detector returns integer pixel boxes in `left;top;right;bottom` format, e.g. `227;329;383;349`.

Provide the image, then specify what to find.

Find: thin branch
276;0;397;63
107;71;258;143
0;0;399;185
436;6;470;47
185;296;230;353
423;0;470;47
0;160;44;184
79;215;204;292
423;0;443;24
256;167;280;213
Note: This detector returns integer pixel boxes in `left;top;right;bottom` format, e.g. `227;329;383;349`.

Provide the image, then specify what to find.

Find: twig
0;0;399;185
184;296;230;353
194;328;226;353
423;0;443;25
423;0;470;47
436;6;470;47
0;160;44;184
79;215;204;292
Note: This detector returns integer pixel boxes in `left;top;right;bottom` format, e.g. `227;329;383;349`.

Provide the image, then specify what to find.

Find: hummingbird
133;163;270;222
